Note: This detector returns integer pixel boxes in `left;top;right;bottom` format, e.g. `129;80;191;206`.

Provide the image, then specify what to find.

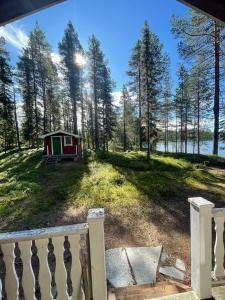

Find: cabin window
64;136;72;146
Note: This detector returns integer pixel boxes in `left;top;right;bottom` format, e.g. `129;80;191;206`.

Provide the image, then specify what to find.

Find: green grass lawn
0;148;224;231
1;148;225;281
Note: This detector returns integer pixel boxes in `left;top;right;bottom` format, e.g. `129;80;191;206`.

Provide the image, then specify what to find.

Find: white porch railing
189;197;225;299
0;208;107;300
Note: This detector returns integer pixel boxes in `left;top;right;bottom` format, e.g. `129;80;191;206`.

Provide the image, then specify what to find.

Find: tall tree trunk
123;98;126;152
90;100;95;150
197;80;200;154
138;68;142;151
147;99;150;160
42;80;47;133
164;121;167;153
81;95;85;144
31;50;38;148
213;22;220;155
13;87;21;150
175;113;178;153
93;71;99;150
185;103;188;154
73;96;78;134
180;109;183;153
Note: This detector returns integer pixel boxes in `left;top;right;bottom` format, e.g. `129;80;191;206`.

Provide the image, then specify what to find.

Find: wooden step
45;156;58;165
110;281;191;300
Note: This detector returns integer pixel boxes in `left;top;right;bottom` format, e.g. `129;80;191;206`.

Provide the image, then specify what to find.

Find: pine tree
127;40;142;150
87;35;105;150
171;10;225;155
13;86;21;150
120;85;136;151
0;37;15;152
59;21;83;134
17;48;34;146
18;23;60;146
189;61;212;154
101;64;115;151
140;21;165;160
161;57;172;153
175;65;190;153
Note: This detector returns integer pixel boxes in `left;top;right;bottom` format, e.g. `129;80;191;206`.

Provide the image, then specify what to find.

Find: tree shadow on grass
158;151;225;168
95;151;225;237
0;149;90;231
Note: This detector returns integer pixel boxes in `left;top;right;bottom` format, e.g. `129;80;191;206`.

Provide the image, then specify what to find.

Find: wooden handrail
0;223;88;244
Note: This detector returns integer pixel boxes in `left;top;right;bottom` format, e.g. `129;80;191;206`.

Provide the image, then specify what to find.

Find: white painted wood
0;276;2;299
188;197;214;299
213;212;225;279
40;130;80;139
35;239;52;300
69;235;82;300
19;240;35;299
1;243;19;300
52;236;68;299
0;223;88;244
64;136;73;146
87;208;107;300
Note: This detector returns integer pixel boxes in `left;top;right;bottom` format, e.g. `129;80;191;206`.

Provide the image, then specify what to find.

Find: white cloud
0;23;28;50
51;52;61;65
112;91;121;107
16;100;24;128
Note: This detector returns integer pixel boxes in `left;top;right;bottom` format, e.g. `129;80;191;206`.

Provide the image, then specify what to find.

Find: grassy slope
1;149;225;282
0;149;224;230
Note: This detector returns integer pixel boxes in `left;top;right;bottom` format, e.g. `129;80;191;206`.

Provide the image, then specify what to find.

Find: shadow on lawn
95;151;225;237
0;149;90;231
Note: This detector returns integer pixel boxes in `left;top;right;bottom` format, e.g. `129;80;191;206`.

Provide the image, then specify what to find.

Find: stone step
110;281;191;300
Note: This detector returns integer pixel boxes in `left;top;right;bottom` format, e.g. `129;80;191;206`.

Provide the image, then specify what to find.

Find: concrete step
109;281;191;300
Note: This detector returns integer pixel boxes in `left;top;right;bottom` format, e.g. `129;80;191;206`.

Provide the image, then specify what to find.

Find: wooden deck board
109;283;225;300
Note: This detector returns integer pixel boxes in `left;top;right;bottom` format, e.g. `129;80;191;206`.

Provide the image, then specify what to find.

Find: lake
156;140;225;157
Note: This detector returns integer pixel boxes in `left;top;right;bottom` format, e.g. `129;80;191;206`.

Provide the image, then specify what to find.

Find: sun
74;53;86;66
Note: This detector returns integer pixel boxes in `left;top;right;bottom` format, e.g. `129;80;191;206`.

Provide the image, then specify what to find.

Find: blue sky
0;0;188;94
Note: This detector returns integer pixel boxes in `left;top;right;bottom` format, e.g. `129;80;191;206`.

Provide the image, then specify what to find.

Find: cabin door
52;137;61;155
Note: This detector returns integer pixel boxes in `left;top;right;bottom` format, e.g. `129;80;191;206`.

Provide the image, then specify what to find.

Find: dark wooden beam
178;0;225;24
0;0;66;26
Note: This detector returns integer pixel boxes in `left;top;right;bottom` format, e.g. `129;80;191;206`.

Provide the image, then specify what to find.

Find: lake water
156;140;225;157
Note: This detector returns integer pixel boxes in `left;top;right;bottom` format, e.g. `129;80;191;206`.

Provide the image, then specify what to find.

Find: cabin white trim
64;135;73;146
40;130;80;139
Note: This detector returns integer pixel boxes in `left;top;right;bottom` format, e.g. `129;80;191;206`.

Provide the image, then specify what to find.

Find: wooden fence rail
189;197;225;300
0;208;107;300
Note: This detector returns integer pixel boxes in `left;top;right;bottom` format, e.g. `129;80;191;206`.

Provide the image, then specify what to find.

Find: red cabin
40;130;82;161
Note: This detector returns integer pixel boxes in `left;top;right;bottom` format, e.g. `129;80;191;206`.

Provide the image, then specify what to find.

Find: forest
0;9;225;159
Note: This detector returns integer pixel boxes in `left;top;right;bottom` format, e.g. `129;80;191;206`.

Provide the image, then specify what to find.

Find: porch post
188;197;214;299
87;208;107;300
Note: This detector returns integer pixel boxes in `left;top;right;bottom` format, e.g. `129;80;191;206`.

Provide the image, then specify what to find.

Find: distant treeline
0;9;225;158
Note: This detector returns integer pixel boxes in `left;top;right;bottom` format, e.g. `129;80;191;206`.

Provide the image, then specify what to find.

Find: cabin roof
0;0;66;26
178;0;225;25
40;130;81;139
0;0;225;28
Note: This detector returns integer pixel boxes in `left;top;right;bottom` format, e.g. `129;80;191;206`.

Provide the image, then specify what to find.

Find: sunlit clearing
74;53;86;66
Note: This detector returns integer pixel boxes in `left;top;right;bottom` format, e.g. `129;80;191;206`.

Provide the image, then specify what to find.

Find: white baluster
213;212;225;279
52;236;68;299
69;235;82;300
188;197;214;299
1;243;19;299
36;239;52;300
19;241;35;300
87;208;107;300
